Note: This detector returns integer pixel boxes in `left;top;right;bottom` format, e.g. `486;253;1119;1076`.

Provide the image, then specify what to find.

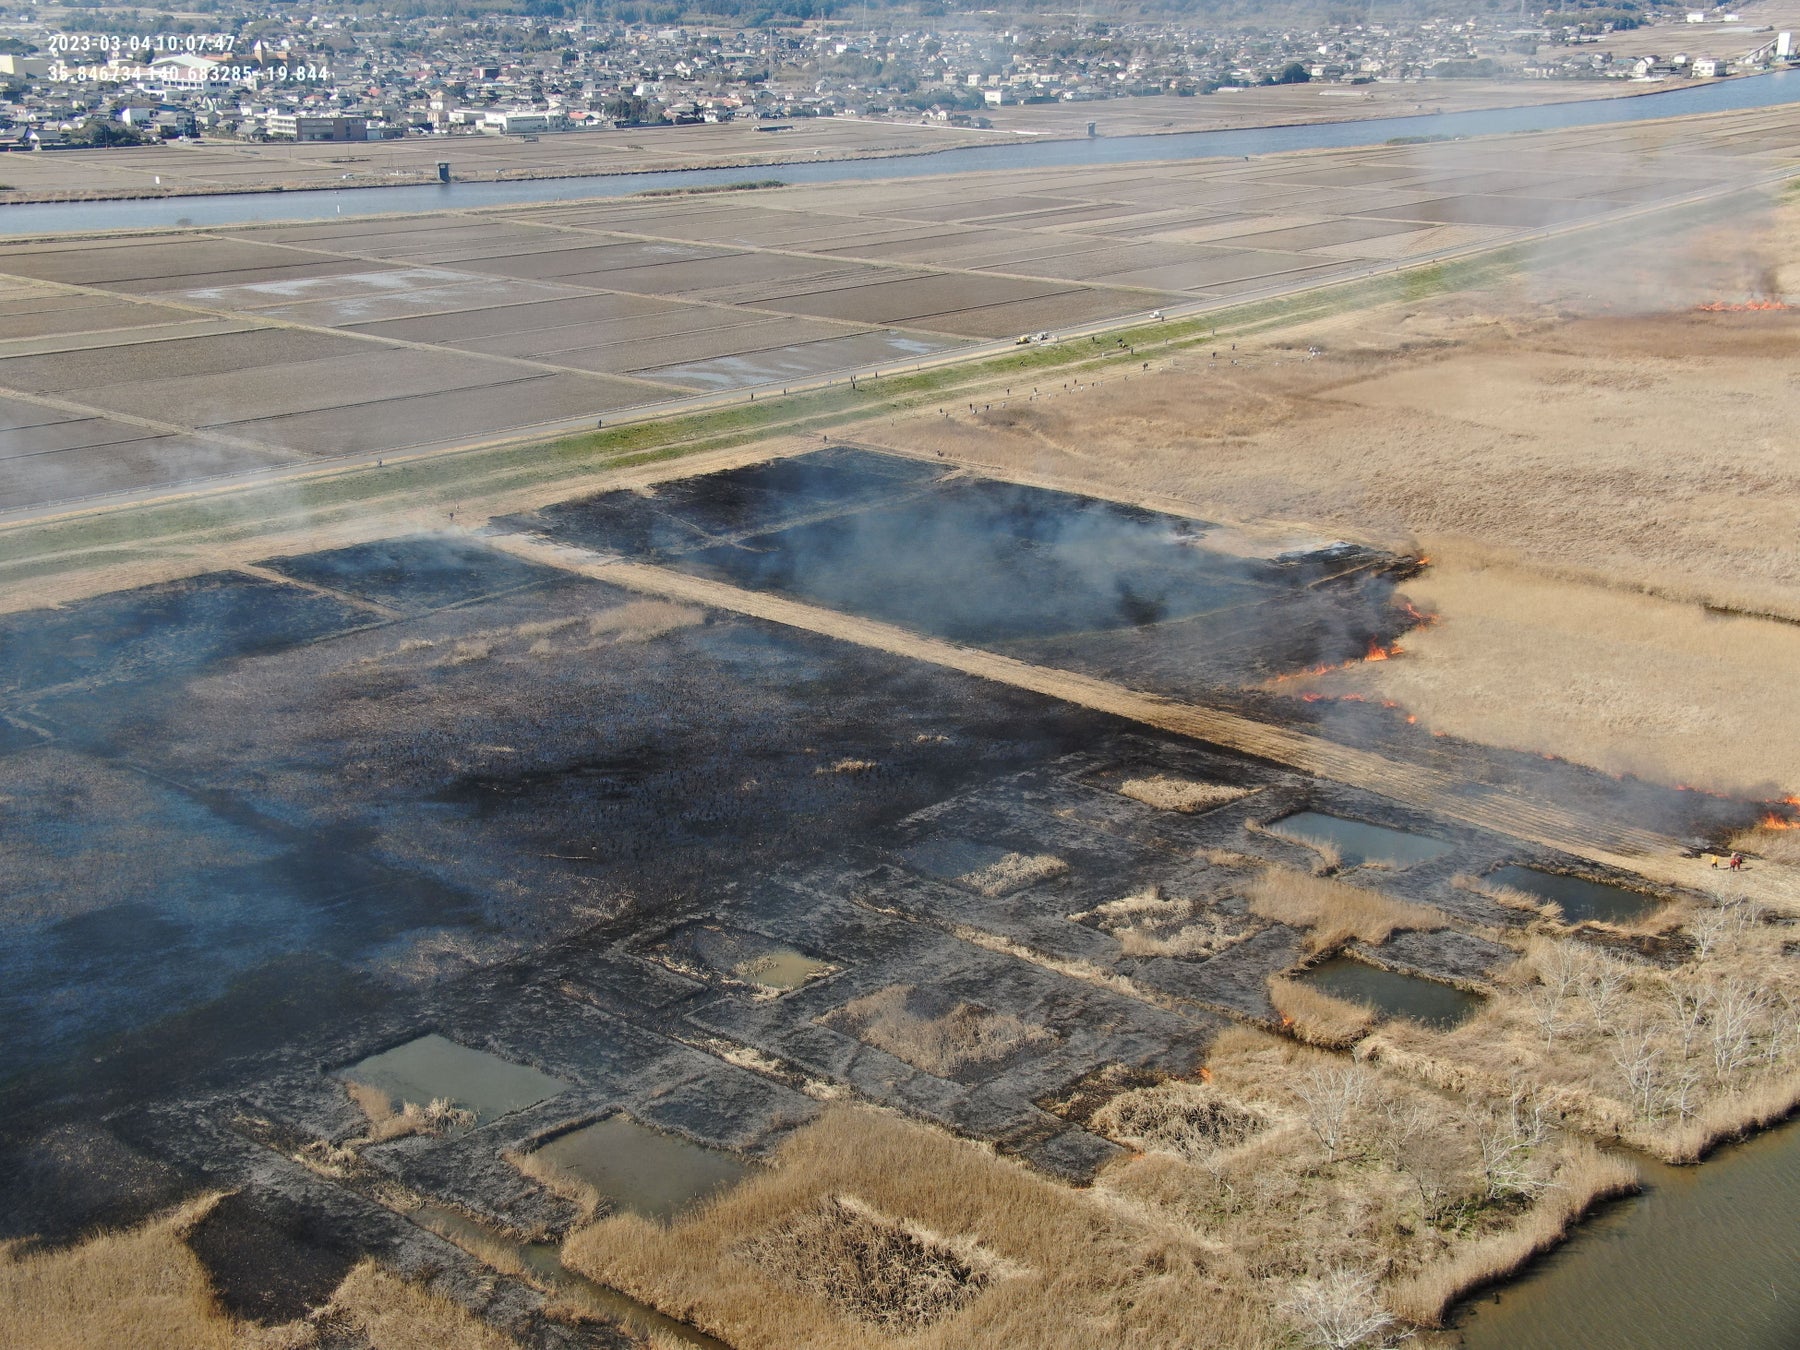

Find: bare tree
1294;1064;1370;1161
1533;939;1585;1001
1710;979;1767;1083
1762;992;1798;1070
1690;905;1737;962
1283;1268;1396;1350
1609;1023;1662;1121
1579;954;1630;1029
1475;1091;1553;1202
1527;982;1566;1045
1659;1065;1703;1121
1377;1097;1469;1221
1663;981;1710;1061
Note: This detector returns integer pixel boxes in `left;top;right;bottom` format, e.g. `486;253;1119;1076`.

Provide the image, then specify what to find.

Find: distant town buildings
0;4;1794;150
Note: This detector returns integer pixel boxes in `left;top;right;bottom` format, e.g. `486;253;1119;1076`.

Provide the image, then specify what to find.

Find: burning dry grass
822;985;1052;1077
1729;823;1800;867
1071;885;1257;960
1117;775;1251;814
1325;558;1800;797
955;851;1068;898
561;1103;1278;1350
1361;912;1800;1163
860;207;1800;795
1269;975;1379;1050
1247;867;1448;953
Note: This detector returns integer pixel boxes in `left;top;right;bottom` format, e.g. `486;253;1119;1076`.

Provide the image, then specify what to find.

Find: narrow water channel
412;1202;728;1349
1455;1115;1800;1349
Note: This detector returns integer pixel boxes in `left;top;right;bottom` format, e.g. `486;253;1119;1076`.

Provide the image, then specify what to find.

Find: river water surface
1455;1115;1800;1349
1;70;1797;235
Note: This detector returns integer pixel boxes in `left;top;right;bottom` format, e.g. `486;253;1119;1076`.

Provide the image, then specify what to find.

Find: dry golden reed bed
1246;866;1448;954
563;1027;1640;1350
1361;902;1800;1164
0;1195;519;1350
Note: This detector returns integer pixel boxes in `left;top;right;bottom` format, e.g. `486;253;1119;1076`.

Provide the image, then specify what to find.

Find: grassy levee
0;180;1768;597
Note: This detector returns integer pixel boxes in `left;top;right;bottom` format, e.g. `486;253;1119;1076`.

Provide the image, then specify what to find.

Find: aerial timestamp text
49;32;239;53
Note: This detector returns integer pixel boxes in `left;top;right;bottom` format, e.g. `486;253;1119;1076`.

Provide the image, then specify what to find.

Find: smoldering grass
1269;975;1379;1050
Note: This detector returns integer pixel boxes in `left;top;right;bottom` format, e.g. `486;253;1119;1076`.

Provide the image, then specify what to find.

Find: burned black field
513;446;1420;684
0;451;1776;1346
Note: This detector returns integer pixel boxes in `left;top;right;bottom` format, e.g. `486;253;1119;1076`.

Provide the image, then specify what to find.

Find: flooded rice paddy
530;1116;753;1221
1297;955;1482;1029
1486;865;1659;925
1270;810;1454;869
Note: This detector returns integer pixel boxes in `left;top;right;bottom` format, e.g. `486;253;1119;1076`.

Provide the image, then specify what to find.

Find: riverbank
0;72;1777;213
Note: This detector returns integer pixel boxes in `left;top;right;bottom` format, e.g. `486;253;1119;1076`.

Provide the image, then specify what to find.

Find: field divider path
482;532;1681;874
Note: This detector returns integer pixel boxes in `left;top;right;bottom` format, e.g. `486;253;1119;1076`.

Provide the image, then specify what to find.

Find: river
1454;1115;1800;1348
1;69;1798;235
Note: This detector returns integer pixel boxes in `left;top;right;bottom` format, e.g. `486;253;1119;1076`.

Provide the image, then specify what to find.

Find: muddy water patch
645;922;835;992
1270;810;1452;868
342;1034;567;1125
526;1116;753;1222
1486;865;1659;925
902;836;1070;897
1297;955;1480;1028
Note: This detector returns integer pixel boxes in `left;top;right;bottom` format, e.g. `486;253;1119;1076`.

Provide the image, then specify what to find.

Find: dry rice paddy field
2;98;1800;1350
3;101;1799;513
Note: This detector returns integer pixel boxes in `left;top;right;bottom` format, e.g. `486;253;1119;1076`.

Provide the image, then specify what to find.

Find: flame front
1695;299;1791;312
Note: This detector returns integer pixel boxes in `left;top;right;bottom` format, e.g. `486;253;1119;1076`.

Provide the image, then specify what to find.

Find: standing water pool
1270;812;1453;869
1296;955;1480;1029
1486;866;1658;925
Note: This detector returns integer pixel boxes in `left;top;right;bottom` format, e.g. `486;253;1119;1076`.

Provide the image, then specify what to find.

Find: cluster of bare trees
1520;904;1798;1127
